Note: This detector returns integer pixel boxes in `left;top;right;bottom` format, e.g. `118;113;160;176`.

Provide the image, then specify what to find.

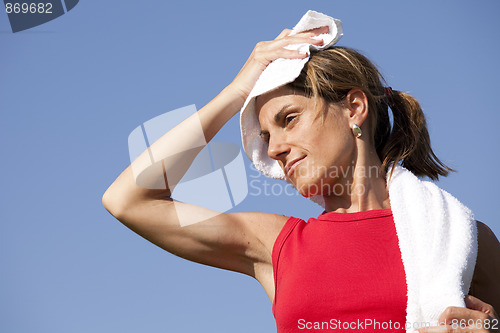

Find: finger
438;306;490;325
276;48;309;59
254;38;313;56
251;46;308;68
465;295;498;318
278;25;329;40
255;36;323;57
300;25;329;35
274;28;292;40
276;35;325;47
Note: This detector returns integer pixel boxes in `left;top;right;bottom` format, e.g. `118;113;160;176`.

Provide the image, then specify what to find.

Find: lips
285;156;305;178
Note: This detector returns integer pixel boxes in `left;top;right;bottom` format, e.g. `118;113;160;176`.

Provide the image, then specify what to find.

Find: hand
228;25;329;103
416;295;499;333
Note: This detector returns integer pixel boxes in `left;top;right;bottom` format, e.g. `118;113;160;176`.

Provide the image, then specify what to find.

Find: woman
102;17;500;332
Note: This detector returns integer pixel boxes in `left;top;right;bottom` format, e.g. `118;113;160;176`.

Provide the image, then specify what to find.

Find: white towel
240;10;343;180
238;10;478;333
387;163;477;331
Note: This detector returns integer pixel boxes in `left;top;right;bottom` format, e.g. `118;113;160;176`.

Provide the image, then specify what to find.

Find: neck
322;145;391;213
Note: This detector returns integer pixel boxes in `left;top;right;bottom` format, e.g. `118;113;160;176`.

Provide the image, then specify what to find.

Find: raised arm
101;27;328;280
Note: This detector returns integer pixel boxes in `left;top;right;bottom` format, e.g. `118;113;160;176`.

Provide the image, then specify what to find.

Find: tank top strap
271;215;304;316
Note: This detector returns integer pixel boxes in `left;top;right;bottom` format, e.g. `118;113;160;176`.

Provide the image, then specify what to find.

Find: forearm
103;85;245;213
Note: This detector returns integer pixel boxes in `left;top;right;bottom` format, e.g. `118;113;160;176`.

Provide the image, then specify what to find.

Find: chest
273;219;408;332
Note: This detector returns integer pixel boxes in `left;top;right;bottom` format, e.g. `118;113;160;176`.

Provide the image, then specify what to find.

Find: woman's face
256;87;357;197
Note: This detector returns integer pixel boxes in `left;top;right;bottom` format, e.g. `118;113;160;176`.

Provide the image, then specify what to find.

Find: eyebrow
259;104;294;138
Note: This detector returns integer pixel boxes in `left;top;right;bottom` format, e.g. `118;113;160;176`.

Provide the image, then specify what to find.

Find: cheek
316;127;354;161
307;130;356;184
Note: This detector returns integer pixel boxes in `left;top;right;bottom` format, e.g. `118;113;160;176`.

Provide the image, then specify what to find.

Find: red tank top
272;208;407;332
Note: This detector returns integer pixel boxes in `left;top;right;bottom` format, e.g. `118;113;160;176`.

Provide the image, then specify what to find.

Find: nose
267;134;290;161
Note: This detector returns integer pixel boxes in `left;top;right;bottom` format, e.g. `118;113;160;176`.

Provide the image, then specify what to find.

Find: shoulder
470;220;500;310
476;220;500;257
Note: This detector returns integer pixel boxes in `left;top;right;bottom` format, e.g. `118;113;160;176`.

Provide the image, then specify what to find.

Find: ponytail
375;90;455;180
379;90;455;181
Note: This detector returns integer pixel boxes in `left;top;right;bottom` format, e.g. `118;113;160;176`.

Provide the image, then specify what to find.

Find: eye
285;114;298;126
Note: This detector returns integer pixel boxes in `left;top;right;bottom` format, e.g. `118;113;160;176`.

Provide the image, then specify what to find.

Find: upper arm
104;197;288;279
470;220;500;311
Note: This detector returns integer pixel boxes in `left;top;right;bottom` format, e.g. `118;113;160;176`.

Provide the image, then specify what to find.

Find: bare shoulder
470;220;500;310
476;220;500;255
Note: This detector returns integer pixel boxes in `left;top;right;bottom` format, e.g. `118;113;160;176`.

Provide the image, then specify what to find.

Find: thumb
465;295;498;317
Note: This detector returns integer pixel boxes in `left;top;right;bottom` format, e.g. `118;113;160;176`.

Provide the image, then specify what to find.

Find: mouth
285;156;306;178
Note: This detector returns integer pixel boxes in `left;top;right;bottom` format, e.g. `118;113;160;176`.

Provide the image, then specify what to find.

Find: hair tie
384;86;393;97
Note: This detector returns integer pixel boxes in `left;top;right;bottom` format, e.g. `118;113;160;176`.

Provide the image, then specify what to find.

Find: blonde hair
286;46;454;181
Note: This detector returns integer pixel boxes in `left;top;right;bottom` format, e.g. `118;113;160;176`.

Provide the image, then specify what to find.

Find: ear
344;88;369;129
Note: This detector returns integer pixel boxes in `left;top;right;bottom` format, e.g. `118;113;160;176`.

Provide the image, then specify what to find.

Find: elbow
102;187;128;219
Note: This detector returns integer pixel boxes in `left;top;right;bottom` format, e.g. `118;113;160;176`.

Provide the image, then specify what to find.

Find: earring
352;124;362;138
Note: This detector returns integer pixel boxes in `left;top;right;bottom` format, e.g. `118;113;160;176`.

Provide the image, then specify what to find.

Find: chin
294;178;324;198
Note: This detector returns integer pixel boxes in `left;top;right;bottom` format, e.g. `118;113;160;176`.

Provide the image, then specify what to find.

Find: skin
103;25;499;332
256;86;391;213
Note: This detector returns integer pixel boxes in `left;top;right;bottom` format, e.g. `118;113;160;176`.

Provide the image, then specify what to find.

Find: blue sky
1;1;499;332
